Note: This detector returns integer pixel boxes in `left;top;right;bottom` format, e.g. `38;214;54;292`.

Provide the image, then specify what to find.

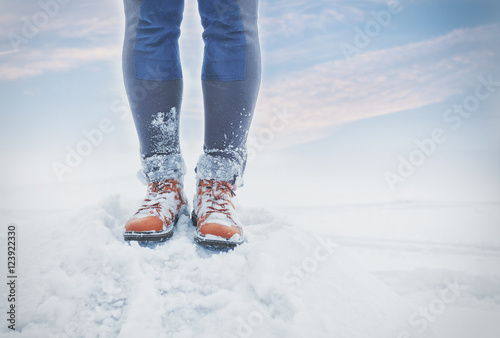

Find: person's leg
123;0;186;183
122;0;188;244
196;0;261;187
192;0;261;248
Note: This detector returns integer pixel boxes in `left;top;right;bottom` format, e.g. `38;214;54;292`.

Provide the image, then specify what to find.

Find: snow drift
1;195;434;337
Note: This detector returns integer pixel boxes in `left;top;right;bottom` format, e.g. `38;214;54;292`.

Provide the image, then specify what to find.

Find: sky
0;0;499;210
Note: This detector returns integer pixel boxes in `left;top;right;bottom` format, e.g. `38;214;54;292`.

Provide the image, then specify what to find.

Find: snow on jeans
122;0;261;187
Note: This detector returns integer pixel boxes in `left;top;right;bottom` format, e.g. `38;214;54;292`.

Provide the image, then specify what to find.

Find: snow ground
279;202;500;338
0;193;499;337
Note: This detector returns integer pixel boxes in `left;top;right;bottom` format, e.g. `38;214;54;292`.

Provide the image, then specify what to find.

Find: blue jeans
122;0;261;186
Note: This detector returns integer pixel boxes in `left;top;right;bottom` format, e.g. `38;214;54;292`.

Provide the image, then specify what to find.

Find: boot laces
200;180;236;220
137;179;179;216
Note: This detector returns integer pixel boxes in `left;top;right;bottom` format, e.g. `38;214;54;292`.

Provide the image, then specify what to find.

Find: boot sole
191;211;243;249
124;204;189;244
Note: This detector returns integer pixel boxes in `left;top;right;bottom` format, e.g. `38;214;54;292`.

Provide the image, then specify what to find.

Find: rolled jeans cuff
195;153;245;187
142;154;185;183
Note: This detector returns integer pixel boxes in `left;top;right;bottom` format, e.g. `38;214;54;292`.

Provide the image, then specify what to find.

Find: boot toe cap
199;222;241;239
125;216;164;232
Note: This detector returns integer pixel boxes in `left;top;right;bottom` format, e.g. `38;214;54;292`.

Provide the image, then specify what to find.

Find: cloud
0;0;123;80
49;16;121;40
0;49;18;56
0;46;119;80
254;24;500;148
0;1;122;51
259;0;395;40
260;8;346;38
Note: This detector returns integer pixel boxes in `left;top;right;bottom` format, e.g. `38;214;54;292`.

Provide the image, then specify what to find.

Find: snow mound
2;195;433;337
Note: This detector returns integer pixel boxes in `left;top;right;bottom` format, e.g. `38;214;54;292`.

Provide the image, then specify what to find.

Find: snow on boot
124;179;188;244
191;179;244;249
